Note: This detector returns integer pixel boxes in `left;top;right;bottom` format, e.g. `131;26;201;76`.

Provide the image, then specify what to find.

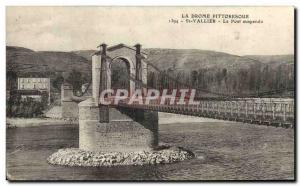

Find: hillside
6;46;34;53
71;50;96;61
144;49;262;72
72;48;294;72
245;55;294;64
9;45;294;80
7;46;92;77
7;46;294;97
244;55;294;69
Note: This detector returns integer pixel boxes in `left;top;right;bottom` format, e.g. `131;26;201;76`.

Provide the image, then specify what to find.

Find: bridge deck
115;99;294;128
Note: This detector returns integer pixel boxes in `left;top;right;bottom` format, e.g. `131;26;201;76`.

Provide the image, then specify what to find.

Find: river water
6;122;294;181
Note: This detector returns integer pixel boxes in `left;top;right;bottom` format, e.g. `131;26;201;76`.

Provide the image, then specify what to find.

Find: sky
6;6;294;55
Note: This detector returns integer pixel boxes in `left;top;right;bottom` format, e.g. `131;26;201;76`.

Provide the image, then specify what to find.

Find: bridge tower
78;43;158;153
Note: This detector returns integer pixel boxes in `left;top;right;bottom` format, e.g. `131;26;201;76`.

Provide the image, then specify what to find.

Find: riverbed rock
47;146;194;167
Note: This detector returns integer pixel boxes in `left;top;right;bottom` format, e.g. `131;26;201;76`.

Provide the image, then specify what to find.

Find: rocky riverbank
47;147;194;167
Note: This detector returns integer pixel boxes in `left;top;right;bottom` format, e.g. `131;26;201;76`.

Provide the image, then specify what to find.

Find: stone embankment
47;146;194;167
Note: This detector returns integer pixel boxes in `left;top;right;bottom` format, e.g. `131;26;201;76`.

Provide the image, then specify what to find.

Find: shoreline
6;117;78;128
7;112;230;128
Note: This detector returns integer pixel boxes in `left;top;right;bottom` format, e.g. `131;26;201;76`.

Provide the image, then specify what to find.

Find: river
6;122;294;181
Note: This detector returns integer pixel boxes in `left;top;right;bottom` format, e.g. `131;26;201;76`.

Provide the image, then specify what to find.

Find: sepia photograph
5;6;295;181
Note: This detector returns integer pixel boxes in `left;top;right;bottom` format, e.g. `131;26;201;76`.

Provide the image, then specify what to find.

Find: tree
52;73;64;91
191;70;198;86
65;69;87;93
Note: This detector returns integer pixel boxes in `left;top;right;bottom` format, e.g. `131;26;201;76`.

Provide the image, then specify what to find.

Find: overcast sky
6;6;294;55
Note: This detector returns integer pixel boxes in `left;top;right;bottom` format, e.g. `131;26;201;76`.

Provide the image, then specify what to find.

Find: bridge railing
113;97;294;127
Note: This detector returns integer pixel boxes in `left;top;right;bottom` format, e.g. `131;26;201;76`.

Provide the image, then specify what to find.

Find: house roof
16;71;51;78
18;75;50;78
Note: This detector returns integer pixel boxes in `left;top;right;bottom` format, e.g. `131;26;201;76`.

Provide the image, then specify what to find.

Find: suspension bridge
71;43;294;128
61;43;294;153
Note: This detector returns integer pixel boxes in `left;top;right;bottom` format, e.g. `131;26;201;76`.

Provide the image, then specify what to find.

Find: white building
18;77;50;91
17;77;51;104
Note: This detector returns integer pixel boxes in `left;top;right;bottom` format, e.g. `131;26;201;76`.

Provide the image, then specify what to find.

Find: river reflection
6;122;294;180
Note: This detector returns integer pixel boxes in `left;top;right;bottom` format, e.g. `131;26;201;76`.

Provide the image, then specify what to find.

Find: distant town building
17;77;51;104
17;77;50;91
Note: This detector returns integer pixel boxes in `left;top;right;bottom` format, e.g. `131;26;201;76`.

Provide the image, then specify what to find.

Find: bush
7;93;48;118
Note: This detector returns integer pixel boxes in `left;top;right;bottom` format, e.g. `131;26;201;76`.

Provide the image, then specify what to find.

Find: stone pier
61;83;79;119
79;99;158;152
78;43;158;153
